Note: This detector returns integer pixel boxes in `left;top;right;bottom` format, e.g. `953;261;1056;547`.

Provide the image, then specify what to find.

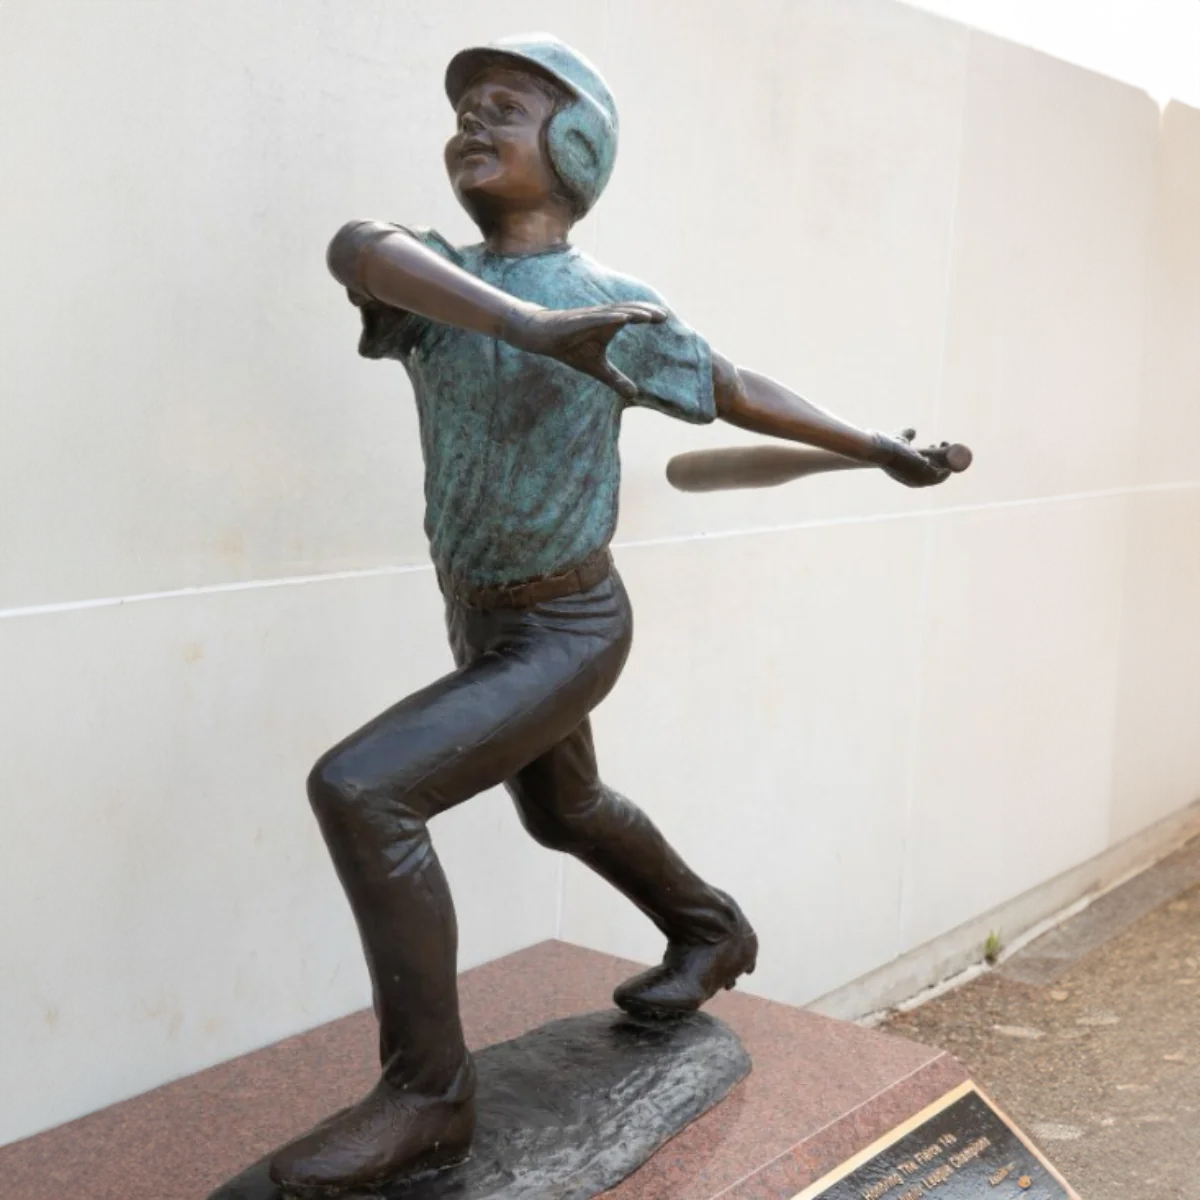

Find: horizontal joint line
2;480;1195;620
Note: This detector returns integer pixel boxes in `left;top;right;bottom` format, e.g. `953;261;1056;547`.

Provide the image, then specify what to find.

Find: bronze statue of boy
269;33;952;1194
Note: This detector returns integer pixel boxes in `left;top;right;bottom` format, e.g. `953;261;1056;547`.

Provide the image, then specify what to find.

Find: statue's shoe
614;909;759;1020
268;1070;476;1194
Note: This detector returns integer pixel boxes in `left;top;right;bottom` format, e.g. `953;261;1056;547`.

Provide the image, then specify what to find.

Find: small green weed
983;930;1003;965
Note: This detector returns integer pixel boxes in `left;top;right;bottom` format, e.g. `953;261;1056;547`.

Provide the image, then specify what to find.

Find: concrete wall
902;0;1200;108
2;0;1197;1145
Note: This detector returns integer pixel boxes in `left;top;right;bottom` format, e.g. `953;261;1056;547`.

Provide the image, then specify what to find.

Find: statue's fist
872;430;953;488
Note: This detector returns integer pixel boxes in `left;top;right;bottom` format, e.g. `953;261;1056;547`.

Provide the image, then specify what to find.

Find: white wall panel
901;497;1129;949
0;0;615;609
1109;489;1200;842
0;572;559;1143
934;34;1159;507
563;520;928;1007
604;0;971;541
1134;102;1200;487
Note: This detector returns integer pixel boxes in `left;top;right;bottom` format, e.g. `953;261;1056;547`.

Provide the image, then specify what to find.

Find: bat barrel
665;440;974;493
665;446;863;492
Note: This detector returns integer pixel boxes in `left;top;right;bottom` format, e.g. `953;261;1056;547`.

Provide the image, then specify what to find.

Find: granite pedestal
0;941;969;1199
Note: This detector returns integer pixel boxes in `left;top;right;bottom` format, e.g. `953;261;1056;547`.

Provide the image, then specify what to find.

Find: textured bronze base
210;1009;751;1199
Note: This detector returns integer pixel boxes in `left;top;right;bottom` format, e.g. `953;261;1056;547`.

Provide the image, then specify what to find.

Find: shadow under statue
212;32;968;1200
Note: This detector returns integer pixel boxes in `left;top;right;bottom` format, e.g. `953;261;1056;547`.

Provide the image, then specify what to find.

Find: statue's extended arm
327;220;664;399
711;350;949;488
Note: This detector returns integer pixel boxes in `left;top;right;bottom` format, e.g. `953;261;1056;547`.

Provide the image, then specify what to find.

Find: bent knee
307;744;398;821
306;748;358;816
306;744;433;831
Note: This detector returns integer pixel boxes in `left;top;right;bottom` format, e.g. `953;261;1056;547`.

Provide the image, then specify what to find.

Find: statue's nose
460;111;484;134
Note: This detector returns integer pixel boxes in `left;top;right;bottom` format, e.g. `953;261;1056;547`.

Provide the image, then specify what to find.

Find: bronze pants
307;569;737;1090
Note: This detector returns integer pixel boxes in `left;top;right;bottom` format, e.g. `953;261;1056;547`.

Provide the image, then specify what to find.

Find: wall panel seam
3;481;1197;621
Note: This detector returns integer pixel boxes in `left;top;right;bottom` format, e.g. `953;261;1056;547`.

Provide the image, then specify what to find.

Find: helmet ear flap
559;124;601;173
545;98;617;219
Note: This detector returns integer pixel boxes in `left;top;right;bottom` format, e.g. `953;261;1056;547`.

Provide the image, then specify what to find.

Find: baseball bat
665;441;973;493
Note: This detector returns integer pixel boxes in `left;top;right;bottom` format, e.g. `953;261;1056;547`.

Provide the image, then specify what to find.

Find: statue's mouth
458;138;496;161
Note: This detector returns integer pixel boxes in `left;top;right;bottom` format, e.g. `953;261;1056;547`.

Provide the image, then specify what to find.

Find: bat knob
942;443;973;472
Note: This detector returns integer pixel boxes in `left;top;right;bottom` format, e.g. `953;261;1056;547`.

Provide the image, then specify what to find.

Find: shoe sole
278;1145;471;1198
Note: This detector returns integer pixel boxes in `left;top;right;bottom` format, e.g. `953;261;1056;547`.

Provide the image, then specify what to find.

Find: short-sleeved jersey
355;227;715;587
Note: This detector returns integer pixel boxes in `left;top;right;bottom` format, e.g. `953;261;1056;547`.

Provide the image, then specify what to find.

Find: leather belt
439;548;613;611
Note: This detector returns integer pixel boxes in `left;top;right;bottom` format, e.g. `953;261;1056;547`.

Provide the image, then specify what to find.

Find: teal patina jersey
356;227;715;587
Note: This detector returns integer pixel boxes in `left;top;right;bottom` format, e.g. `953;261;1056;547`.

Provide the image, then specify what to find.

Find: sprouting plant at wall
984;930;1003;965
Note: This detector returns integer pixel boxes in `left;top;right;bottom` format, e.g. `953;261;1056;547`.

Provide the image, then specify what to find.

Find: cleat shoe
614;909;758;1020
269;1067;475;1194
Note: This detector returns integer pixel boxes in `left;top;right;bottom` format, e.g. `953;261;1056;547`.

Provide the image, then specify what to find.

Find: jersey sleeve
601;284;716;425
353;226;460;363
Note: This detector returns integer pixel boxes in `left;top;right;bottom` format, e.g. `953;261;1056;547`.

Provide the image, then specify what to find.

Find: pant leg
308;579;630;1092
506;718;740;944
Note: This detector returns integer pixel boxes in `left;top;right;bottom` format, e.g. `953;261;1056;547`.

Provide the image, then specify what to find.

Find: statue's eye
500;102;523;118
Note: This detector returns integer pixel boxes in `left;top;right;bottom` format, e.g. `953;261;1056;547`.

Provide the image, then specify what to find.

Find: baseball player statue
268;33;963;1195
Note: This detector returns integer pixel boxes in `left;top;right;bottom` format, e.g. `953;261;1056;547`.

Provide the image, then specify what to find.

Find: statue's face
445;68;564;222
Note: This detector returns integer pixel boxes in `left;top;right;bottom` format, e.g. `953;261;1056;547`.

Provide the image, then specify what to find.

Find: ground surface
883;837;1200;1200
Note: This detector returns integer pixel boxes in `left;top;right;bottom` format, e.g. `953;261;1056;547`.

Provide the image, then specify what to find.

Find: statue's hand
505;303;667;400
872;429;953;488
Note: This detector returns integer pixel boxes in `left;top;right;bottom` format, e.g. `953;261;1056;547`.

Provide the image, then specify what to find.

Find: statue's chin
452;180;510;229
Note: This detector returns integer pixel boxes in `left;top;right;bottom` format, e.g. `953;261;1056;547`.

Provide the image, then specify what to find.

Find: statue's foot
268;1068;476;1195
614;905;758;1020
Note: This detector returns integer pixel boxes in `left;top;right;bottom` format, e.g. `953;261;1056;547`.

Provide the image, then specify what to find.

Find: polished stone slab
0;940;967;1199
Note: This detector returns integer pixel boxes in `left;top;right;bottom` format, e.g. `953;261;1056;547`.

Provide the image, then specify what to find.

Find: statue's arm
710;350;949;487
328;220;538;342
327;219;667;399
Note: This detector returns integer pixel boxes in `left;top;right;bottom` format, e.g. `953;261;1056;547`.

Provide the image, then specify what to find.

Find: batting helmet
445;33;619;218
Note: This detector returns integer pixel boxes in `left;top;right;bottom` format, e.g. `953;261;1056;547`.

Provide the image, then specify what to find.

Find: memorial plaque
793;1082;1079;1200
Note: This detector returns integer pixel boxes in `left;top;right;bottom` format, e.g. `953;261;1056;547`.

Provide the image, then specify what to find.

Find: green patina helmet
445;33;619;218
